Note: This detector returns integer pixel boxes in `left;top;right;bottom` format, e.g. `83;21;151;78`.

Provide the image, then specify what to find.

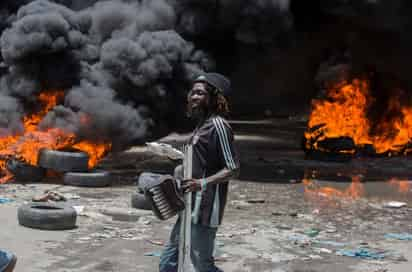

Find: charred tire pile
38;148;111;187
18;202;77;230
63;171;111;187
131;193;152;210
38;149;89;172
6;159;46;182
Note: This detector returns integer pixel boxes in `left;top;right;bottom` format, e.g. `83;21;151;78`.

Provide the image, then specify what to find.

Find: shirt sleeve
212;117;239;170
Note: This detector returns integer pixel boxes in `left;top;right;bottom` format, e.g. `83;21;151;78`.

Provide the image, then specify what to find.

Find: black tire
63;171;111;187
6;159;46;182
317;137;355;152
38;149;89;172
17;202;77;230
131;193;152;210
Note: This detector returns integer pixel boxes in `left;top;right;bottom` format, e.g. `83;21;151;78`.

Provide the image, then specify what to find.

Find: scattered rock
100;207;141;222
314;248;333;254
230;200;251;209
383;201;407;208
144;251;162;257
63;193;81;200
272;211;298;217
246;199;265;204
276;224;293;230
146;239;164;246
308;254;322;260
326;227;337;233
138;217;152;225
305;228;320;237
91;233;112;240
32;191;66;202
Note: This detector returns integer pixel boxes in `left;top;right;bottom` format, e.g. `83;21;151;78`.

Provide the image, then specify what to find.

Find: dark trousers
159;218;223;272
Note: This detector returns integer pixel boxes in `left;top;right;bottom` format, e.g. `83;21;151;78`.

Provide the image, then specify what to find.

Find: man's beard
190;105;208;120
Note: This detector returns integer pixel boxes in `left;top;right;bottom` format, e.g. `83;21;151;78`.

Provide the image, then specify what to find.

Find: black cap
193;72;231;96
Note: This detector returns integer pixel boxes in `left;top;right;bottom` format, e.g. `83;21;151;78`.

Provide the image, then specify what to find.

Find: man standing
159;72;240;272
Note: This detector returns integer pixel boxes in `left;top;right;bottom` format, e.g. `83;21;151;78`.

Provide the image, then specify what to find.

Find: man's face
188;82;210;117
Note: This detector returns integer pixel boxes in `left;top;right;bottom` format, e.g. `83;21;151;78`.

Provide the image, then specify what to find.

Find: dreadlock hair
211;92;230;117
187;83;230;118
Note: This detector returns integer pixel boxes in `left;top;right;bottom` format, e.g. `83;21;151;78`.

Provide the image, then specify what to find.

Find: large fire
304;78;412;155
0;90;111;183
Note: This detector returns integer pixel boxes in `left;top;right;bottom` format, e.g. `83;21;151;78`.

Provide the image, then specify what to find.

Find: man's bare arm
204;167;239;186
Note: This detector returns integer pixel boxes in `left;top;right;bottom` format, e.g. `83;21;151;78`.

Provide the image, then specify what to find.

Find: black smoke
1;0;412;148
172;0;293;47
0;94;23;136
0;0;213;150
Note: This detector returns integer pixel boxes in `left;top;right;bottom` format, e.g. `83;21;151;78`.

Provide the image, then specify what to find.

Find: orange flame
0;91;74;165
0;90;112;183
0;129;76;165
388;178;411;193
0;160;13;184
305;78;412;154
303;175;364;199
73;141;112;168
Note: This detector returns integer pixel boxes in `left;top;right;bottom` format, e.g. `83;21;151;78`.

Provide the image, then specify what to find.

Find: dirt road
1;118;412;272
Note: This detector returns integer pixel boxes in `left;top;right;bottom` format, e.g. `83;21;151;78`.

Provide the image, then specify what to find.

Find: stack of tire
7;149;111;186
6;159;46;183
38;148;111;187
17;148;111;231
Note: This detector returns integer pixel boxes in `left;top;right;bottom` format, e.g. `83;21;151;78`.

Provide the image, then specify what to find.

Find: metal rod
178;145;195;272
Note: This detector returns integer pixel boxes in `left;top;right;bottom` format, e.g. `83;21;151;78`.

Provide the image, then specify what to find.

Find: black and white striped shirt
189;115;239;227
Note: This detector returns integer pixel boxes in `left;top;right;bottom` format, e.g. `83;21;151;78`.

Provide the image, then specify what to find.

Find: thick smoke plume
0;94;23;136
39;81;148;147
1;0;412;150
1;0;90;63
173;0;292;44
88;0;175;43
0;0;213;150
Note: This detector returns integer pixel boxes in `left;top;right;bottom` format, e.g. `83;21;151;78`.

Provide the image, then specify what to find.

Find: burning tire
131;193;152;210
6;159;46;182
63;171;111;187
38;149;89;172
303;135;355;162
17;202;77;230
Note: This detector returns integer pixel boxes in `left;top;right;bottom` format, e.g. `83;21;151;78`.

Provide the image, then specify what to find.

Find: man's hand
181;179;201;193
